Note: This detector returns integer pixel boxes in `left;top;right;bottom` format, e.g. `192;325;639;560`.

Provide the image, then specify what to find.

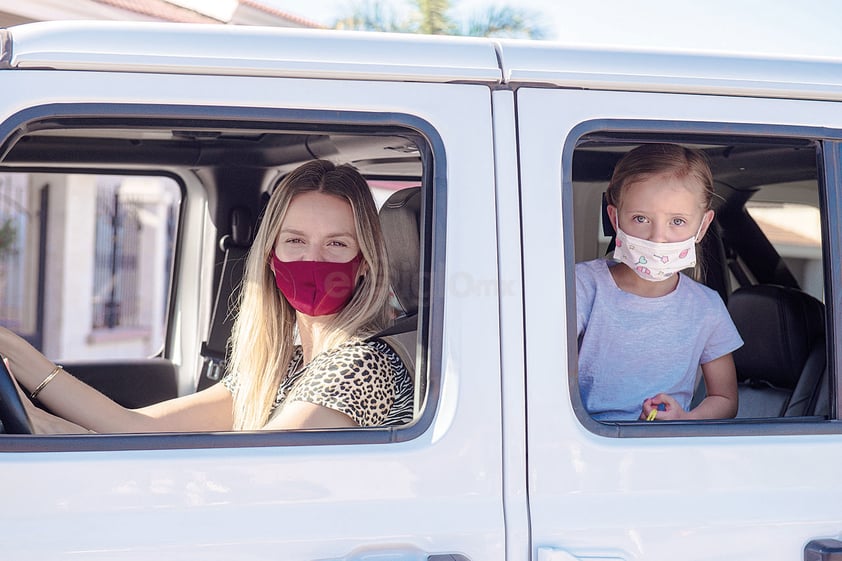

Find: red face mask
271;253;363;316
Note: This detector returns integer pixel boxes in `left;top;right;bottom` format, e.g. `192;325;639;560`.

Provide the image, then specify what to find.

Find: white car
0;19;840;561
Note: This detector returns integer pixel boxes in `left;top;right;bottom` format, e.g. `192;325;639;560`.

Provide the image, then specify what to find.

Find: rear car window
0;171;180;360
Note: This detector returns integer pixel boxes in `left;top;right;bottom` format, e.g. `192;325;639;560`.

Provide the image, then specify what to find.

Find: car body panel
0;65;506;560
518;86;842;560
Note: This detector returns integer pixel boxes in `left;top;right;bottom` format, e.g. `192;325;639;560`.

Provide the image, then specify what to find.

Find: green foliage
334;0;546;39
414;0;456;35
463;5;546;39
334;0;405;32
0;217;17;259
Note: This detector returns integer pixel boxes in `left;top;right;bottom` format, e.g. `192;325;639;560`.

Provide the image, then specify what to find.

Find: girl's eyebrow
624;209;692;216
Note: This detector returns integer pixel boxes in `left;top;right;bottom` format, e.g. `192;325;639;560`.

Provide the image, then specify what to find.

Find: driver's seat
378;186;423;414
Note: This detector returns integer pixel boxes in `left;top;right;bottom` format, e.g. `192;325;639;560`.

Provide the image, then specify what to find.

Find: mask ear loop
694;211;712;242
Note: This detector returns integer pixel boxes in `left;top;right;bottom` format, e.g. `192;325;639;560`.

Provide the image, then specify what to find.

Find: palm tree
334;0;405;33
414;0;457;35
462;5;544;39
334;0;546;39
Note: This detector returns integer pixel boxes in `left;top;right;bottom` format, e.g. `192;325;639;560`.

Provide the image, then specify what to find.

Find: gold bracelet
30;364;62;399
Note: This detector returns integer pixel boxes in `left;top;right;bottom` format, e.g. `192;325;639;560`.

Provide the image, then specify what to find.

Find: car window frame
0;102;446;452
564;119;842;438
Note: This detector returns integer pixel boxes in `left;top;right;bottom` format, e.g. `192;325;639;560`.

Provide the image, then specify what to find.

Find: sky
174;0;842;60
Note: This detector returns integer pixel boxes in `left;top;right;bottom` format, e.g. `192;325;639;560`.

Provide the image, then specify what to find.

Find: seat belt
197;207;252;391
370;314;417;339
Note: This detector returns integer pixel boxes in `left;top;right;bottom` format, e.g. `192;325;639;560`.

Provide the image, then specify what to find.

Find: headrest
728;284;825;389
379;187;421;316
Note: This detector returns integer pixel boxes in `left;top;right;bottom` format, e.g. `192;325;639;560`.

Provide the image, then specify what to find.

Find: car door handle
537;546;625;561
805;539;842;561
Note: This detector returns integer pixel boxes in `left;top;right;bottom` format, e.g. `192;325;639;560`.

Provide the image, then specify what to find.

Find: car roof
498;42;842;101
3;21;842;101
0;21;502;84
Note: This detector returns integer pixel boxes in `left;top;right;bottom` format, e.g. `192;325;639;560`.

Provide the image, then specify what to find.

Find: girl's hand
640;393;686;421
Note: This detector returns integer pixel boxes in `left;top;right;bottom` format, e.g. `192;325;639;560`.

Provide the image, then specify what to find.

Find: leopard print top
223;338;414;427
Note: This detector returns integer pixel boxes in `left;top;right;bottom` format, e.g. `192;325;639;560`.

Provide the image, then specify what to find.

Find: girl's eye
671;218;687;226
632;215;648;224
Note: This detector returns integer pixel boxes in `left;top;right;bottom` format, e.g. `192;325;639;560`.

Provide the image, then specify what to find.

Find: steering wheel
0;357;32;434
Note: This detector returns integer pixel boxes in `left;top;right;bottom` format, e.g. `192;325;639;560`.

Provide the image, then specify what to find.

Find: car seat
377;186;424;414
727;284;827;417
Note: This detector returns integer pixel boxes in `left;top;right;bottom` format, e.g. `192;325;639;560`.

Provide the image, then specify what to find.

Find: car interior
0;108;832;433
0;108;431;434
572;133;830;422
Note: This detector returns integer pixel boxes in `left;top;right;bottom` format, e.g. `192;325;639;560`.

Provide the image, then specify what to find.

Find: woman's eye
286;238;304;244
327;240;348;247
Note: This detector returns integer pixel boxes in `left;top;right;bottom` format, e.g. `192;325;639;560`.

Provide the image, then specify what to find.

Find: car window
0;171;180;359
571;132;832;428
745;201;823;301
0;105;437;446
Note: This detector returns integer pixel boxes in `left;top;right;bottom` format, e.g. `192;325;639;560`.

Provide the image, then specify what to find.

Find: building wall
0;0;320;29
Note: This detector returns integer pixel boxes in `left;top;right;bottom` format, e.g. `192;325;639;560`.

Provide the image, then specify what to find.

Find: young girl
576;143;742;421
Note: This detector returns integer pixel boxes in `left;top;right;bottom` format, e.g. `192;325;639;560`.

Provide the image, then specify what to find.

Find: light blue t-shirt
576;258;743;421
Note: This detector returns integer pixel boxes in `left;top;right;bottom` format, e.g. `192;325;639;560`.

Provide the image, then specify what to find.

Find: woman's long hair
227;160;392;430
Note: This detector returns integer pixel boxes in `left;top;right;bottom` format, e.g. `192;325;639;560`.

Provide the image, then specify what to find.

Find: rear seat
727;284;827;417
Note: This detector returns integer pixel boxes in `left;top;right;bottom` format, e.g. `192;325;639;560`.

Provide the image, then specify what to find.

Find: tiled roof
90;0;323;27
239;0;323;28
92;0;222;23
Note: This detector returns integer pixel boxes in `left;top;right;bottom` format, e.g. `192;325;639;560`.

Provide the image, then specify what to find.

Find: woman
1;160;414;433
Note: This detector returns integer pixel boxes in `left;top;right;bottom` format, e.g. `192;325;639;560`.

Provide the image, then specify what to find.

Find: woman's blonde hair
227;160;392;430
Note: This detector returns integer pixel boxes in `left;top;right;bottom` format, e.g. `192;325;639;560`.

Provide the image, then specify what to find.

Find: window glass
746;201;823;300
572;135;829;426
0;171;180;360
0;110;434;445
0;172;33;335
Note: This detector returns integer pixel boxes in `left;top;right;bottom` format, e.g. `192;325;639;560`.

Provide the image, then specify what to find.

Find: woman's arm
0;327;234;434
263;401;356;430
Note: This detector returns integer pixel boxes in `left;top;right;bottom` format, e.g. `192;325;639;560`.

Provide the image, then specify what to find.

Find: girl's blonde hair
227;160;392;430
606;143;714;210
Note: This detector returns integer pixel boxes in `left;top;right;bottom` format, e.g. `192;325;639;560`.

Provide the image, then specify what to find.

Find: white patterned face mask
613;224;701;282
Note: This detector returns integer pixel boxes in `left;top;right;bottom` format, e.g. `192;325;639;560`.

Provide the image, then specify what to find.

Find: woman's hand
640;393;686;421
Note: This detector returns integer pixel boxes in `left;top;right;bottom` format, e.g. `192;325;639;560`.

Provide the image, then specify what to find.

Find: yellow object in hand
646;409;658;421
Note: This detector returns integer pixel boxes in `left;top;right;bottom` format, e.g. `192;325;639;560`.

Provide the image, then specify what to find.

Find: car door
0;25;507;560
516;81;842;560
